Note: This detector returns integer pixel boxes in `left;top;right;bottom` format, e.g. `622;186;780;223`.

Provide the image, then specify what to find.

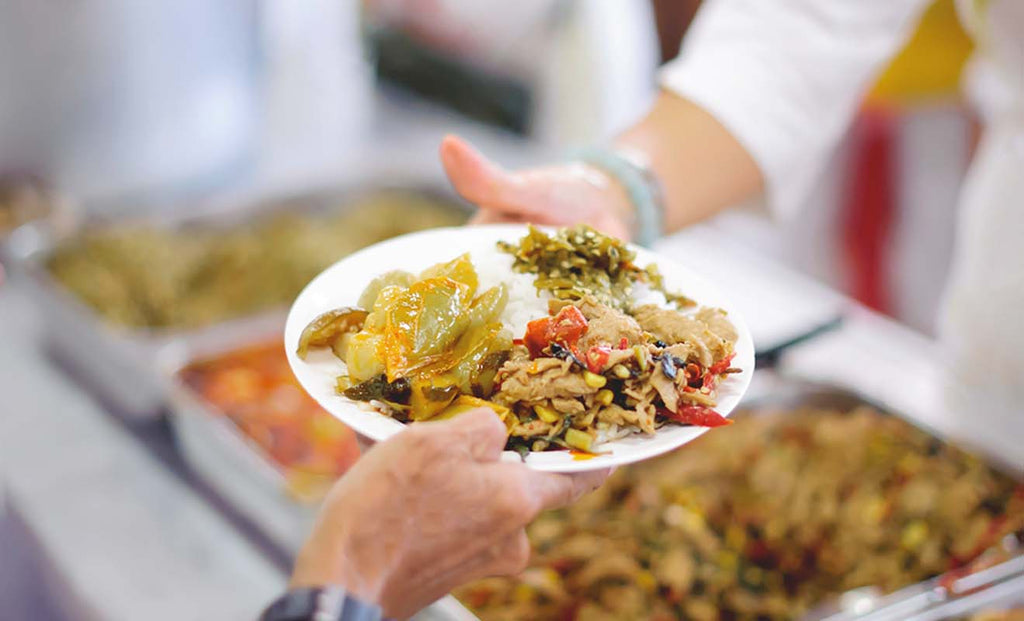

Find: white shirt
661;0;1024;418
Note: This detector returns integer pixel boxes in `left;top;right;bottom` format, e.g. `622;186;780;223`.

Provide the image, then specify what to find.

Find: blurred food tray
775;305;1024;474
18;182;469;417
160;314;325;552
453;372;1022;621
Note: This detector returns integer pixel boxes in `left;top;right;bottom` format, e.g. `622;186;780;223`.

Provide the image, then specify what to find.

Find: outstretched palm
439;135;634;240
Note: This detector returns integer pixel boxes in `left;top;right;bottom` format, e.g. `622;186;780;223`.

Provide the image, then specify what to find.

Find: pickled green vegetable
419;253;478;297
499;224;695;311
464;283;508;329
304;252;515;432
296;307;368;359
409;376;460;421
442;322;513;394
358;270;416;310
382;277;472;371
345;331;385;382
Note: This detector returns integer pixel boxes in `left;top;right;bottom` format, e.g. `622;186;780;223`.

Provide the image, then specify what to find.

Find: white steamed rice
471;248;550;337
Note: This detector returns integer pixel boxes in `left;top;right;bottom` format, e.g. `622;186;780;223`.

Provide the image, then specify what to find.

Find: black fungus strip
660;354;677;380
549;342;586;369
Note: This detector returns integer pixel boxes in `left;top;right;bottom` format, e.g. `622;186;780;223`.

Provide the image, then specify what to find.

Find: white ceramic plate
286;225;754;472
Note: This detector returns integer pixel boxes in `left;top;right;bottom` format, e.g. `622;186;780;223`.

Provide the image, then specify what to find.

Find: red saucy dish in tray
177;340;360;501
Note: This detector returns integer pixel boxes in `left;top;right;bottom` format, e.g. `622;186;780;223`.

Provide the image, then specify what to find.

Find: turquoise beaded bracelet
574;147;665;247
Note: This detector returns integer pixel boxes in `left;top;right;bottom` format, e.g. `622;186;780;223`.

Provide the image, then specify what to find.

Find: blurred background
1;1;1020;620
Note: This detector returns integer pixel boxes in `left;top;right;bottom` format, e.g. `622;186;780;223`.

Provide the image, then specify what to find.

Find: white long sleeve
660;0;930;216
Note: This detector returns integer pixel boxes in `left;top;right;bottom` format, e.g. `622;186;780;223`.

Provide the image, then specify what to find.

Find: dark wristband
260;587;383;621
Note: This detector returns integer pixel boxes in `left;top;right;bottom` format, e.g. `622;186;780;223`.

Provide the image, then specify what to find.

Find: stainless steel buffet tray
812;553;1024;621
17;181;467;417
158;313;312;552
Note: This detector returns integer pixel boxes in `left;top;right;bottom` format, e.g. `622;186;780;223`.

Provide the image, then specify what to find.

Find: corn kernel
725;524;746;550
636;570;657;593
595;389;614;406
612;364;631;379
533;404;560;423
512;584;534;603
565;428;593;452
901;520;929;550
716;550;738;572
863;497;887;525
633;346;648;372
583;370;607;388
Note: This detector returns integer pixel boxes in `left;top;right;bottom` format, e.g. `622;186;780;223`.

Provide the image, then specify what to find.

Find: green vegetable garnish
498;225;694;311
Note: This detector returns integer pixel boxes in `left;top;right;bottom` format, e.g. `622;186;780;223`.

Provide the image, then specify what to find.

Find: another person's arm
442;0;929;237
266;410;608;620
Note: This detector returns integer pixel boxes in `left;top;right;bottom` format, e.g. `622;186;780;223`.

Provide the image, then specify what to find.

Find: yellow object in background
870;0;974;103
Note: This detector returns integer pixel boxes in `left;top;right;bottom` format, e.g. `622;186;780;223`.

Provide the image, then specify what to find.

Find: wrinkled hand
291;409;610;620
440;135;635;240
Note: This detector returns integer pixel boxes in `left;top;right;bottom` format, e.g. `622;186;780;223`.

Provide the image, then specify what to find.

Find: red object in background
179;341;361;496
843;106;898;314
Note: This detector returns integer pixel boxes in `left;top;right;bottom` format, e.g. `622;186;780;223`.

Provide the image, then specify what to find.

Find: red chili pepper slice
522;305;589;359
658;405;732;427
685;362;703;388
618;337;629;350
548;305;588;346
708;352;736;376
586;345;612;373
523;316;552;358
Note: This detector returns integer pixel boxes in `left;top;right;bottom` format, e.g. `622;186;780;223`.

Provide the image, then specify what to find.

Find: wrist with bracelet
573;146;665;247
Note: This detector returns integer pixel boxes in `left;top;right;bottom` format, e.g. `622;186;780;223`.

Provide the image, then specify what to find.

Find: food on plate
455;406;1023;620
178;341;360;502
499;225;695;310
46;192;465;329
297;225;741;454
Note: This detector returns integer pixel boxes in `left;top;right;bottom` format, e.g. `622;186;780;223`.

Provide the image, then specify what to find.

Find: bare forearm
616;91;764;232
